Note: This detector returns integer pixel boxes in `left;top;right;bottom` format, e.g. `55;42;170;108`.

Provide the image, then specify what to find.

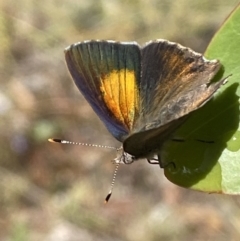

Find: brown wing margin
65;41;141;141
138;39;224;130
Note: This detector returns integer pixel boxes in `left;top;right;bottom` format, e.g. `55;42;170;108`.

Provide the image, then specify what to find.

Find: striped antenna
48;138;121;203
105;162;120;203
48;138;116;150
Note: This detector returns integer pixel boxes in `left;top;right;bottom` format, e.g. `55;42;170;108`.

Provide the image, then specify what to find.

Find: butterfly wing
65;41;141;141
124;39;225;157
140;39;223;129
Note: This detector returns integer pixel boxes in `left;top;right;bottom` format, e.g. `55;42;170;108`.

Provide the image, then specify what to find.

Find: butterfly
64;39;226;168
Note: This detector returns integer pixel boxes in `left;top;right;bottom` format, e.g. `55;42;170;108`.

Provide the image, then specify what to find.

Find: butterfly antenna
49;138;120;203
105;162;120;204
48;138;116;150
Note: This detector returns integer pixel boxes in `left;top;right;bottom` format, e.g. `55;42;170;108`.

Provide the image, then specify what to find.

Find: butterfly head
113;146;137;164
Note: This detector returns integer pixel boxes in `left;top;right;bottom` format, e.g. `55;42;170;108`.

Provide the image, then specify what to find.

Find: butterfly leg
147;159;159;164
157;154;176;169
172;138;215;144
196;139;214;143
147;157;176;169
171;138;185;142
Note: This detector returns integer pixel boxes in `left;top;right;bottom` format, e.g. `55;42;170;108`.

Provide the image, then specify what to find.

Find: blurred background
1;0;240;240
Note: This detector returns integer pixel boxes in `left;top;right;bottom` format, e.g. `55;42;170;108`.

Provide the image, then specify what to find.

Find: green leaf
163;3;240;194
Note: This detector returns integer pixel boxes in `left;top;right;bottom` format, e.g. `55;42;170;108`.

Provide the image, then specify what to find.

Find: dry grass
1;0;240;240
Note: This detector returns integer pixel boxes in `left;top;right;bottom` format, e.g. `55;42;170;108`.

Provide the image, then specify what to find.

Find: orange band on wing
100;69;139;130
